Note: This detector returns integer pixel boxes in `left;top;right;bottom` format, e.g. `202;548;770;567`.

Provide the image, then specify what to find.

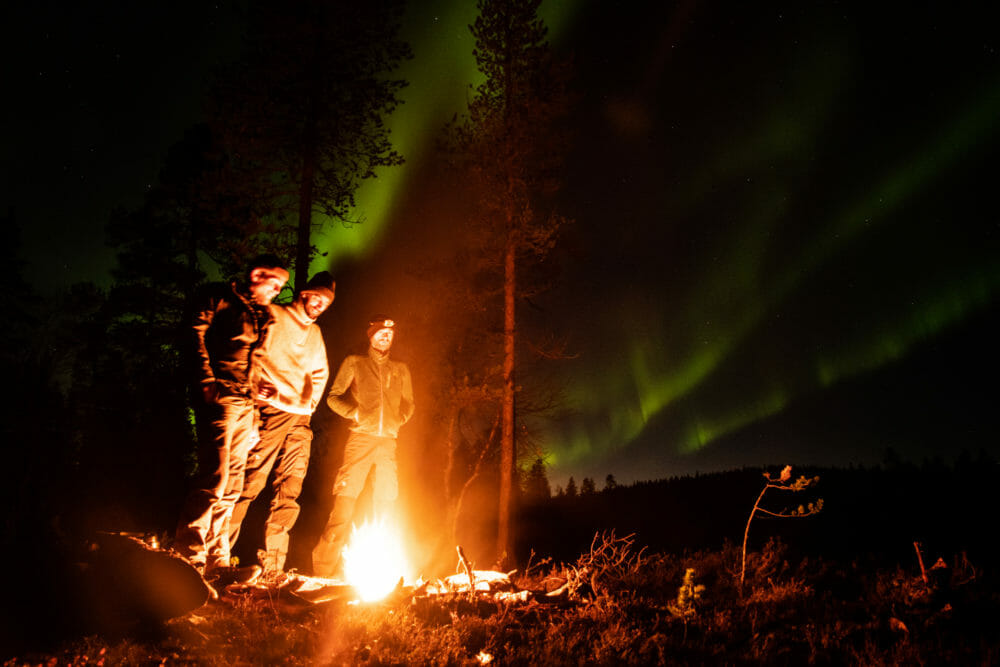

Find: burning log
272;544;574;612
420;569;517;596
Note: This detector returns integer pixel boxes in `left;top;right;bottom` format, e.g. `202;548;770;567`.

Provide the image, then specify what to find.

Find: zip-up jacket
326;348;414;438
192;281;274;398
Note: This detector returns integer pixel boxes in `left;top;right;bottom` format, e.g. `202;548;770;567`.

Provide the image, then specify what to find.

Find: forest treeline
516;451;1000;567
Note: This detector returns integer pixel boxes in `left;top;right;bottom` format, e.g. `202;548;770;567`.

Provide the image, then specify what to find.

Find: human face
301;291;333;320
248;267;289;305
369;327;394;353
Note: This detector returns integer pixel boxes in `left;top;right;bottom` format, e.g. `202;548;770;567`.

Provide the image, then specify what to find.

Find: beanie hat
366;314;396;339
246;253;286;278
301;271;336;301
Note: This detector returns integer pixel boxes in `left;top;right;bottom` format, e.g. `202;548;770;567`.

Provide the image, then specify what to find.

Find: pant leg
228;405;298;550
329;431;380;498
264;414;312;572
372;438;399;517
204;397;256;569
174;395;246;567
311;432;388;576
311;494;356;577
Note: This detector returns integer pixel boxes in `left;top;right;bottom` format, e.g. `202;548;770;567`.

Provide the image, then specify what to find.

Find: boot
312;495;356;579
258;548;289;586
206;563;263;588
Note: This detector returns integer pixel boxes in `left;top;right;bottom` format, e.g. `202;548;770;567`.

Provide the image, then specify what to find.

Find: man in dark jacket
312;315;414;579
174;254;289;582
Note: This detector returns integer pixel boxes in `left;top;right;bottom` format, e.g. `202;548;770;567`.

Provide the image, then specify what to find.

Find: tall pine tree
444;0;572;561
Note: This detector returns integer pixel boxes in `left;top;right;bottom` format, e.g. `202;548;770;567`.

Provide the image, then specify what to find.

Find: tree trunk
497;231;516;562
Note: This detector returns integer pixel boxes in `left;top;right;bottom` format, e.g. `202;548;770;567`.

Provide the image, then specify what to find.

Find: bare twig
457;545;476;601
914;541;929;585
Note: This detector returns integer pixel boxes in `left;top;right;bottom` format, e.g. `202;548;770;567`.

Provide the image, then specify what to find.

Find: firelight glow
342;517;410;602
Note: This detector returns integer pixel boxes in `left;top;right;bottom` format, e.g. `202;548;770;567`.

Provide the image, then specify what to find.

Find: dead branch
449;409;501;544
457;546;476;601
914;541;929;585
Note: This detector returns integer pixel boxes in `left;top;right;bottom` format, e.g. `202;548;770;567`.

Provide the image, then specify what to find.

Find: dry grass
5;537;998;666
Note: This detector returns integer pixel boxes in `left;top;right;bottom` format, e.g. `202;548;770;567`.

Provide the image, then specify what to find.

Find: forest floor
3;535;998;666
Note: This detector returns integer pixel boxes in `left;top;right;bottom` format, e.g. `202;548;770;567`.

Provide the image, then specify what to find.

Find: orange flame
343;516;409;602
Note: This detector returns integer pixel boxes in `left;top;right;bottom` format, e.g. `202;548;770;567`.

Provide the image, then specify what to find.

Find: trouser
174;394;256;570
311;495;356;578
311;432;398;577
228;405;312;573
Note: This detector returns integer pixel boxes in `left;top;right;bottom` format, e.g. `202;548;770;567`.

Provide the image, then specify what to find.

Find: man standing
228;271;335;579
312;315;415;579
174;255;289;583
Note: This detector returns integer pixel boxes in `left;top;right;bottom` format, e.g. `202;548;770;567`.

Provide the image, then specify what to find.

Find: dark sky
4;2;244;290
532;2;1000;483
5;1;999;485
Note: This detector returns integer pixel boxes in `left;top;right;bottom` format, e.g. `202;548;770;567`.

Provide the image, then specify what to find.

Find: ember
343;516;410;602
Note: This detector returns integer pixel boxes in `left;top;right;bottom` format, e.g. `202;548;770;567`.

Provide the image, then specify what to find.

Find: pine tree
604;474;619;491
444;0;572;561
210;0;411;288
565;476;578;498
523;457;552;503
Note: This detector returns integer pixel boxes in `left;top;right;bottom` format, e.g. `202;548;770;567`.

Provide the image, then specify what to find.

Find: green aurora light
544;62;1000;472
310;0;577;275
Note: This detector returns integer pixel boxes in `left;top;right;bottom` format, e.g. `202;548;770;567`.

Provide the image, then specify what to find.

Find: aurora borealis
310;0;576;270
7;1;999;485
527;1;1000;482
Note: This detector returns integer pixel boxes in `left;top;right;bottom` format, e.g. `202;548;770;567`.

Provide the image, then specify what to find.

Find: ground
4;536;997;666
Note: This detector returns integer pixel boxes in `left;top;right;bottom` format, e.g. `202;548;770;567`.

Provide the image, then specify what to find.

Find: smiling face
248;266;289;305
301;290;334;320
369;327;395;353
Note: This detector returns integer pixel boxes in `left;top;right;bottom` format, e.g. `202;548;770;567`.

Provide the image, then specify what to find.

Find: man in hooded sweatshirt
311;315;414;579
228;271;336;579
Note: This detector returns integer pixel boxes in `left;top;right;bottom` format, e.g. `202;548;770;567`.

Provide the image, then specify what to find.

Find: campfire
217;533;641;610
342;516;410;602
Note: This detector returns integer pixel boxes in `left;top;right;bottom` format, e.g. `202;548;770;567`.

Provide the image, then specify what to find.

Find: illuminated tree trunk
498;230;516;560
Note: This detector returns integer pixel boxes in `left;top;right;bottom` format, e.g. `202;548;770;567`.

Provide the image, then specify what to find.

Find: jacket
327;348;414;438
256;300;330;415
192;281;274;398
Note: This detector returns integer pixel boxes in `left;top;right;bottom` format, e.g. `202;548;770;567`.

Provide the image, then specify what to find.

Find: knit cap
301;271;335;301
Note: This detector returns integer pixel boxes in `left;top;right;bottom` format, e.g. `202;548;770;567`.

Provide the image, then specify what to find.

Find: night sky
5;1;999;485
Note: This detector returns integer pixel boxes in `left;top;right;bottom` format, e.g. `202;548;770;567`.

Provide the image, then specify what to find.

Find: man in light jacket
228;271;335;578
312;315;414;579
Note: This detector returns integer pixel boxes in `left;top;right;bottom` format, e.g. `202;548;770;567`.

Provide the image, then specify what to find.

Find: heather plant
741;465;823;589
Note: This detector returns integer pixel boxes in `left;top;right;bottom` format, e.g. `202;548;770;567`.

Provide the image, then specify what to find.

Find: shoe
206;564;263;587
260;569;293;588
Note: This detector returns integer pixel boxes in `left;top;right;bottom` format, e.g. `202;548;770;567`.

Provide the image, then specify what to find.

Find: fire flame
343;516;409;602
